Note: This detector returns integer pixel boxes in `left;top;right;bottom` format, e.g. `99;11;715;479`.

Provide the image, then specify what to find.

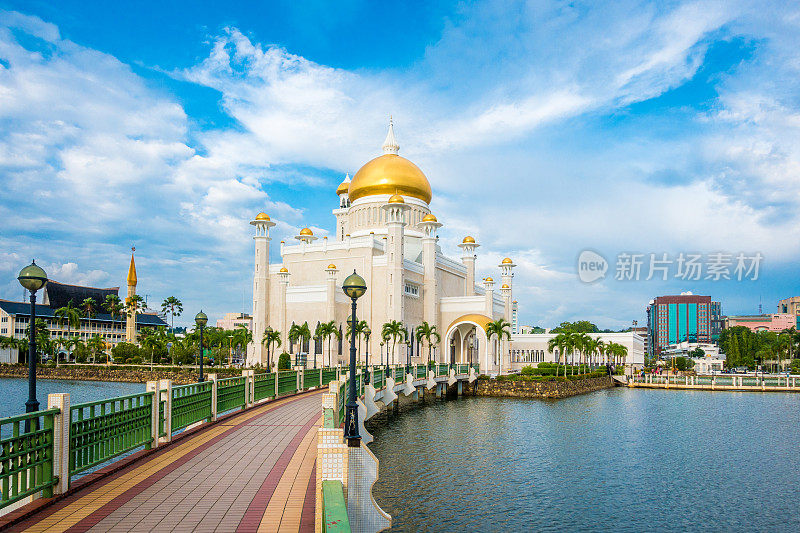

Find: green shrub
112;342;140;363
131;356;142;364
520;365;536;376
278;352;291;370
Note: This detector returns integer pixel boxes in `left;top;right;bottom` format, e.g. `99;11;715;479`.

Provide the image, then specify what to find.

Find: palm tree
486;319;512;373
288;322;301;359
87;334;105;364
140;327;161;370
548;332;576;377
415;322;441;366
573;332;592;374
592;339;605;370
104;294;123;317
316;321;339;366
346;319;369;364
81;297;97;318
54;302;81;366
233;324;252;365
261;327;281;370
161;296;183;334
381;321;405;365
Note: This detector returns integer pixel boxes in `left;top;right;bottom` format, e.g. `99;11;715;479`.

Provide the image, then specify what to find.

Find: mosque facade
247;121;516;372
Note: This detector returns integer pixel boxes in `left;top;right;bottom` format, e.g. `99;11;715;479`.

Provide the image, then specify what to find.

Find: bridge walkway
6;391;322;533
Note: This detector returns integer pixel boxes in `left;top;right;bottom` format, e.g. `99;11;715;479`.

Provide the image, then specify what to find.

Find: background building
216;312;253;331
778;296;800;326
646;294;721;357
724;313;797;333
509;332;645;374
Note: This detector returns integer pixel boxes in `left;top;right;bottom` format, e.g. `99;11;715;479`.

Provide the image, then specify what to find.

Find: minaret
335;174;351;241
125;248;137;342
499;257;516;322
420;213;442;356
382;194;409;325
277;267;290;358
458;236;479;295
484;276;495;317
250;212;276;366
325;264;338;323
382;116;399;154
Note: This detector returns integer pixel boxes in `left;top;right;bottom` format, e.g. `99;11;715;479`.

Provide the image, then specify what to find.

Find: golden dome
336;179;349;196
388;194;405;204
349;154;432;204
462;236;475;244
501;284;509;289
422;213;437;222
255;212;270;221
299;227;313;236
279;267;288;273
485;276;493;282
327;264;337;270
502;257;513;264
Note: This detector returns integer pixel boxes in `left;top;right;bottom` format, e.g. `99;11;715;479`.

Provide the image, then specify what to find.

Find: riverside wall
0;364;243;384
467;376;614;399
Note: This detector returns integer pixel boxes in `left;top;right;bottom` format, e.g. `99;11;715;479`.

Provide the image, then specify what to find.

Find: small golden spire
127;247;137;286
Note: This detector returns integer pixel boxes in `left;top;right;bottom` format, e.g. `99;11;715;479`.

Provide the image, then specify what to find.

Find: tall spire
127;246;137;286
382;115;399;155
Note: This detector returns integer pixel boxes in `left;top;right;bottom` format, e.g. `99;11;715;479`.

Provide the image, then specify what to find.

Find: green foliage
278;352;291;370
131;356;142;364
520;365;536;375
720;326;799;370
111;342;140;363
550;320;599;334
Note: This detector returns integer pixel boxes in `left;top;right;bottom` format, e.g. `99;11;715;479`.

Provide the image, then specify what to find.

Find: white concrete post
146;380;160;448
242;370;255;407
209;374;218;421
275;369;280;397
158;379;172;443
48;393;70;494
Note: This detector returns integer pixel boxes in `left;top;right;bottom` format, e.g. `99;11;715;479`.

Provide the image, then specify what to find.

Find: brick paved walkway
5;392;323;533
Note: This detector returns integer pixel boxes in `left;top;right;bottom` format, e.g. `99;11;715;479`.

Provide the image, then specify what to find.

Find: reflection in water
367;388;800;532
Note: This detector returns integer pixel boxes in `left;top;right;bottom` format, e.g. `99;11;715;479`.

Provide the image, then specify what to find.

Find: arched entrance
444;314;492;370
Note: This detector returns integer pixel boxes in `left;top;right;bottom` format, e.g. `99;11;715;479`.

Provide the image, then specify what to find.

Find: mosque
247;121;516;372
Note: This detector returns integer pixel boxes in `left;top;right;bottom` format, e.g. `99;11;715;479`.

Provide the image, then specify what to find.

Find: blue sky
1;0;799;329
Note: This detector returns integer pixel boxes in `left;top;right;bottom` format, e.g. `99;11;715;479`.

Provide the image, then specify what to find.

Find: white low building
692;357;725;373
508;332;646;374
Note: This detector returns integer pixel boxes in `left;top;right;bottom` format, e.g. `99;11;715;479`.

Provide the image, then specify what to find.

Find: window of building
404;283;419;297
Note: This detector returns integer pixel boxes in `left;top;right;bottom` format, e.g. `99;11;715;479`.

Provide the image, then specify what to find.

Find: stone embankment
0;364;243;384
468;376;614;399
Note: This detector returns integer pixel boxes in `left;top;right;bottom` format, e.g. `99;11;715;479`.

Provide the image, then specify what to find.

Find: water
367;388;800;532
0;378;144;419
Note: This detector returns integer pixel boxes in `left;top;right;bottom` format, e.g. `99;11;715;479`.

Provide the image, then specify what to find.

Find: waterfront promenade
629;373;800;392
1;391;321;532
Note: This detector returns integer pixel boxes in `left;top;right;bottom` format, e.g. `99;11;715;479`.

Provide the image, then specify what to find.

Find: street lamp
342;270;366;447
347;315;357;366
17;260;48;415
195;311;208;382
380;341;384;367
363;327;371;384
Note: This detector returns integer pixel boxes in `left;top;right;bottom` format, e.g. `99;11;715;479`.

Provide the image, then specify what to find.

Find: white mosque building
247;121;516;372
246;121;646;373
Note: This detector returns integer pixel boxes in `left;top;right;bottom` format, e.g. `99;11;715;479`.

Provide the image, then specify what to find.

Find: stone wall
0;364;243;384
468;376;614;399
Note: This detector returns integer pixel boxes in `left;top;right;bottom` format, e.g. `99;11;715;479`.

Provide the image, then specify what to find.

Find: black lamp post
17;260;48;415
347;315;356;366
363;327;371;384
380;342;384;367
195;311;208;382
342;270;366;447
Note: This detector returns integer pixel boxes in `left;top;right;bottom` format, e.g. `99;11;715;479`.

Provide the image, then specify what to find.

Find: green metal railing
322;480;351;532
338;380;346;425
254;372;276;402
217;377;247;414
415;365;426;378
372;368;384;389
172;382;213;432
437;364;448;376
304;369;321;389
0;409;58;508
278;371;298;395
322;368;338;387
70;392;153;476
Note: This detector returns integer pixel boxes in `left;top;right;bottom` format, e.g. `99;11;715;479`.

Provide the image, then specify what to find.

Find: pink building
724;313;796;332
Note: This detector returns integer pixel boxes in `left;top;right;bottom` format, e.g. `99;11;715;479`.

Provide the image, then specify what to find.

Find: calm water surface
0;378;144;419
367;388;800;532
